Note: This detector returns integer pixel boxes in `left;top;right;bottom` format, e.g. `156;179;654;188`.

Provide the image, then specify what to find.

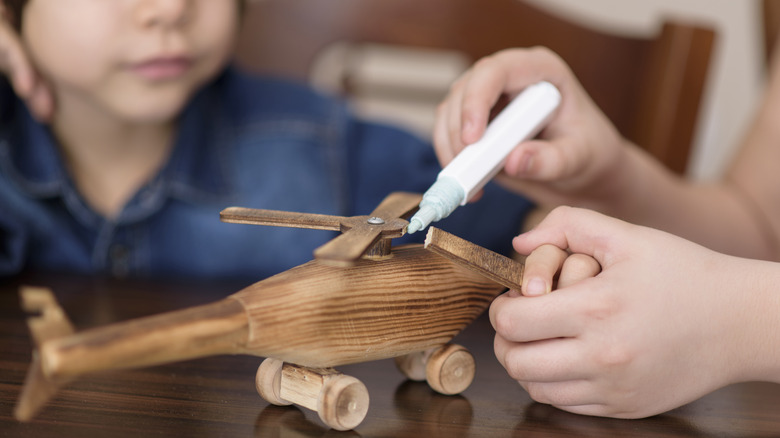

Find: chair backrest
235;0;715;174
764;0;780;63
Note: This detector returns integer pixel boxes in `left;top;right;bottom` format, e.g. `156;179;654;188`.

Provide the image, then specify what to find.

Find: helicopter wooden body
16;192;524;430
36;245;501;377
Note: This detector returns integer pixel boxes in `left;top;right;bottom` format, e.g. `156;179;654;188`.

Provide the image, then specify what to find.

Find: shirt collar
0;101;67;198
156;74;233;204
1;70;233;208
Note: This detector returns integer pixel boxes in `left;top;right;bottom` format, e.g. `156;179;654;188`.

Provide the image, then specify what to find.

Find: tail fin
14;287;75;421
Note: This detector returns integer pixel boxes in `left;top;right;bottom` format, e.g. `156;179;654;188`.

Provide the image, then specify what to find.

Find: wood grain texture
425;227;524;291
15;190;500;423
219;192;422;265
256;359;370;430
312;224;386;266
3;274;780;437
220;207;346;231
280;364;342;412
366;191;422;222
314;371;369;430
232;244;503;367
255;358;291;406
39;299;249;379
23;244;502;386
424;344;475;395
310;215;409;263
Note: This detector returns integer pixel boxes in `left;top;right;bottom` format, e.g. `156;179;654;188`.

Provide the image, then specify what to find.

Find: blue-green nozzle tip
407;202;447;234
407;178;464;234
406;219;423;234
407;218;424;234
406;207;434;234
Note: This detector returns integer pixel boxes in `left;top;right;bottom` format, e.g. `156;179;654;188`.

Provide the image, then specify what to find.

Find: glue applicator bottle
407;81;561;234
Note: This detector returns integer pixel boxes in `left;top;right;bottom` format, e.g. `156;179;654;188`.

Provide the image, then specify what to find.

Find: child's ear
1;1;22;31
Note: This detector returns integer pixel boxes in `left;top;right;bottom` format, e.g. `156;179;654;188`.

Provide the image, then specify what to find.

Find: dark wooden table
2;273;779;437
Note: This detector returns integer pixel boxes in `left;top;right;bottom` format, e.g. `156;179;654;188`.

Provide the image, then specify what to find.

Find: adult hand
491;206;780;418
434;47;637;208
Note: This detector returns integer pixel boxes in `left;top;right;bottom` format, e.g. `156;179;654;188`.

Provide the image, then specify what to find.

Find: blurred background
528;0;763;181
241;0;765;181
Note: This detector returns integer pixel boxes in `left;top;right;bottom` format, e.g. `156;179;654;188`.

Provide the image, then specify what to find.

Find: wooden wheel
394;349;435;381
425;344;475;395
317;374;369;431
258;361;369;431
256;358;292;406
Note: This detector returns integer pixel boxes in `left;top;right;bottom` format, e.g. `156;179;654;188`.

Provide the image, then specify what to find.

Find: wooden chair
764;0;780;64
235;0;715;174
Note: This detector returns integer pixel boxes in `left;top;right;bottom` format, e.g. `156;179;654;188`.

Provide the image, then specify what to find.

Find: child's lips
130;57;192;80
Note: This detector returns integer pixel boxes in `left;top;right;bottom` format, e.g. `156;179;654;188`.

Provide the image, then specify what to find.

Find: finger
445;78;468;162
494;335;592;382
491;47;574;93
432;100;453;164
458;52;567;155
489;289;584;342
433;82;465;166
557;253;601;289
457;57;508;145
513;206;632;267
520;380;605;408
522;244;568;296
456;47;573;149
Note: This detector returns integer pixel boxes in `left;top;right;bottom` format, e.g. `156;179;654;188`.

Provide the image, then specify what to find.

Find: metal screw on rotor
367;217;385;225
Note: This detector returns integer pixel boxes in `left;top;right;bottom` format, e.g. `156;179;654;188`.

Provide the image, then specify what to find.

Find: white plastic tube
407;81;561;234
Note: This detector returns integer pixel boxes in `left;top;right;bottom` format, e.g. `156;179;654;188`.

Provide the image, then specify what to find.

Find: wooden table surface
2;272;779;438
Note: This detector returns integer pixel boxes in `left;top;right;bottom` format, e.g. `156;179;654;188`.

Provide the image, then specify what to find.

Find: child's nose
136;0;190;29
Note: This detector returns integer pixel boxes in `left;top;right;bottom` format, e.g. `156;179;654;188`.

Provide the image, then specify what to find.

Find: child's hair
2;0;26;31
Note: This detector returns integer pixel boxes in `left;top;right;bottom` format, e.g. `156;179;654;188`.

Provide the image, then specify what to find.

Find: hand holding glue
407;81;562;234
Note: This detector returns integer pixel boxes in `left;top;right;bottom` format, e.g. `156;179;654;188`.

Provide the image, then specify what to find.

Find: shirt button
139;183;160;207
140;190;156;207
110;244;130;277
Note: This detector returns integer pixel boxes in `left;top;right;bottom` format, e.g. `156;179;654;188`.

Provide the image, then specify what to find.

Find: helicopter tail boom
14;287;251;421
14;287;75;421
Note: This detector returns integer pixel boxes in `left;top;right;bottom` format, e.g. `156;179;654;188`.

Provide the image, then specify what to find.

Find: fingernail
462;119;479;144
517;150;534;175
524;278;548;296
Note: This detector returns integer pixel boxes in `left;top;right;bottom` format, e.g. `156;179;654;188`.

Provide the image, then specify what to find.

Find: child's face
21;0;240;123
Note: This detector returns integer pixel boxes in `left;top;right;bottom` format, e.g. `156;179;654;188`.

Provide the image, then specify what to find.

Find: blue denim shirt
0;67;533;281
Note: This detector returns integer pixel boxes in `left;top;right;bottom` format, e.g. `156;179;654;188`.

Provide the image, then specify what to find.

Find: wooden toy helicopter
15;192;524;430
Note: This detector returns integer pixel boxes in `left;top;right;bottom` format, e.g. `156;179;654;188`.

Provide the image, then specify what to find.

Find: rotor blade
220;207;347;231
314;227;384;266
368;192;423;221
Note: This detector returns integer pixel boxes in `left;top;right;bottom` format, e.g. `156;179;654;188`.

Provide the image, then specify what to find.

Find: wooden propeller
220;192;423;266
